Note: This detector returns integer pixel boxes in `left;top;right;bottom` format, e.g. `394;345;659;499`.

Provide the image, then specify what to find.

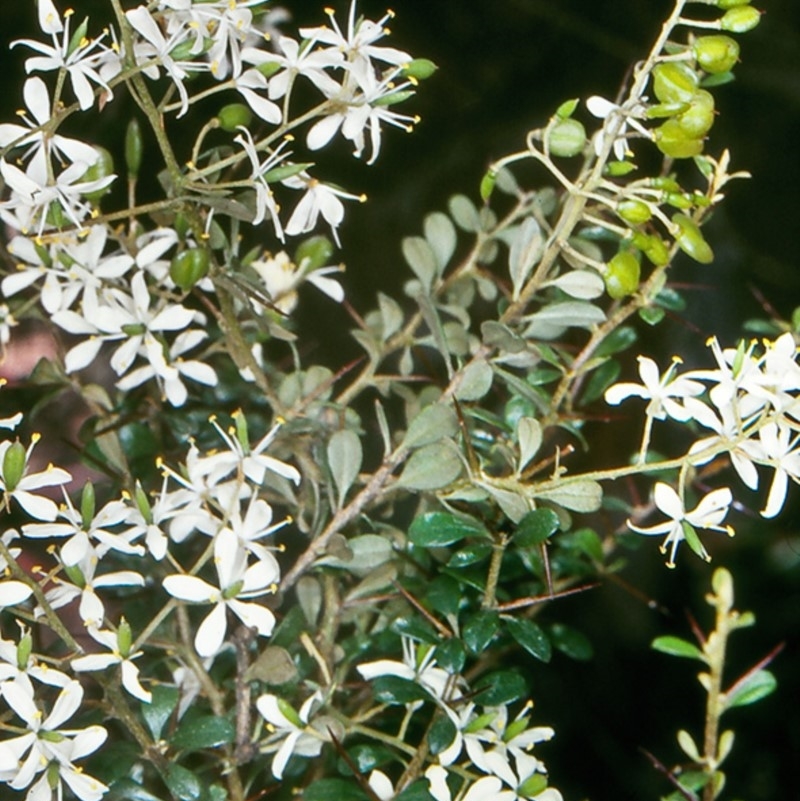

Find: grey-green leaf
534;479;603;512
424;211;457;274
328;429;362;509
403;404;458;450
517;417;542;473
397;442;463;490
402;236;437;291
455;359;493;401
509;217;543;300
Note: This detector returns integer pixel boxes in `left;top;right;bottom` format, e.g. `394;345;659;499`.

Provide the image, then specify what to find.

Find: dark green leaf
372;676;433;705
447;542;493;568
427;575;462;617
163;764;203;801
392;616;439;644
472;669;527;706
409;512;488;548
505;617;552;662
106;779;165;801
395;779;436;801
579;359;621;406
595;325;637;358
514;509;560;547
559;527;604;562
304;779;369;801
141;686;179;741
338;743;396;775
550;623;593;661
724;669;777;710
428;714;457;756
463;610;499;654
651;636;705;661
639;306;666;326
435;639;466;673
170;715;235;751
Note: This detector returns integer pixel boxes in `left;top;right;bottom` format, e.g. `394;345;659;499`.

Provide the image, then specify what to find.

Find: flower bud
605;160;637;177
134;481;153;525
16;629;33;670
673;213;714;264
655;119;704;159
605;251;641;299
717;0;751;7
117;617;133;658
402;58;438;81
217;103;253;132
169;248;210;290
480;169;496;202
652;62;700;105
664;192;694;210
2;440;26;492
617;199;652;225
642;235;670;267
256;59;282;78
125;118;143;178
295;235;334;271
233;410;250;452
721;6;761;32
694;35;740;74
546;118;586;157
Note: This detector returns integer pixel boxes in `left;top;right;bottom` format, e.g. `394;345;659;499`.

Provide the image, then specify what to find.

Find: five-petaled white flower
628;483;734;567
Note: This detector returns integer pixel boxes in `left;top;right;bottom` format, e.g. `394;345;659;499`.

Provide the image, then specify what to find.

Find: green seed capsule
676;89;715;138
117;618;133;658
82;146;115;204
643;235;671;266
295;235;334;271
617;199;652;225
80;481;96;530
652;62;700;105
673;213;714;264
664;191;694;210
217;103;253;132
170;248;210;290
16;630;33;670
605;251;641;299
480;170;497;202
2;440;26;493
721;6;761;32
655;119;705;159
605;160;637;177
402;58;438;81
546;118;586;157
125;119;143;178
717;0;751;7
694;35;740;74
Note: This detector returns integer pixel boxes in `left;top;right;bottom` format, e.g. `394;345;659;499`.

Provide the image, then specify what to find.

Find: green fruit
643;235;671;267
652;62;700;105
605;251;641;299
402;58;438;80
82;146;115;204
664;192;694;210
676;89;715;138
721;6;761;32
546;118;587;157
672;213;714;264
717;0;751;7
2;440;26;493
605;160;637;177
617;199;652;225
694;35;740;74
170;248;210;290
655;119;704;159
217;103;253;132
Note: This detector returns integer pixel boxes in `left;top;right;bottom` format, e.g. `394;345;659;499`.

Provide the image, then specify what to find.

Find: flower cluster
606;333;800;564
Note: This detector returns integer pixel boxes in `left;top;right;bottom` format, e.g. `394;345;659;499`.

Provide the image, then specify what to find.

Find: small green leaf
549;623;593;661
463;610;499;654
342;743;396;775
447;542;493;568
372;676;433;705
505;617;552;662
403;405;458;450
651;635;705;661
677;729;701;761
724;669;777;710
397;442;463;491
455;359;493;401
395;779;437;801
514;508;560;547
435;639;466;673
328;429;363;509
517;417;542;473
163;765;203;801
409;511;488;548
402;236;437;291
426;575;463;617
534;480;603;512
448;194;481;232
170;716;235;751
105;778;165;801
424;211;457;274
428;714;457;756
141;686;179;741
472;669;527;706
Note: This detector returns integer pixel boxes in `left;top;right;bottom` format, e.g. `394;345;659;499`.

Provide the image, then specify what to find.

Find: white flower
71;621;151;703
163;528;279;658
251;250;344;314
628;483;734;567
586;95;650;161
749;421;800;519
283;173;366;247
0;680;107;801
12;9;114;111
0;435;71;521
426;765;508;801
255;691;324;779
300;2;411;91
0;77;100;184
0;623;72;694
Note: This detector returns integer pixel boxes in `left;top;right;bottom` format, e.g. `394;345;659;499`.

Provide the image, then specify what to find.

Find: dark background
1;2;798;800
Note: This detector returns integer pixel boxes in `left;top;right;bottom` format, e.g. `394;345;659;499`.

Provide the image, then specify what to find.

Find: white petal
163;574;217;602
228;599;275;636
195;603;228;658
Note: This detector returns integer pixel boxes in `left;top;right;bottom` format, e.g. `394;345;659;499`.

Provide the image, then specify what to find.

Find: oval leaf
724;669;777;710
534;479;603;512
328;429;363;509
651;635;705;661
509;217;543;300
505;617;552;662
164;765;203;801
517;417;542;473
463;609;499;654
171;715;235;751
424;211;457;274
455;359;494;401
402;236;437;291
397;442;463;491
514;508;560;547
403;405;458;450
472;669;527;706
